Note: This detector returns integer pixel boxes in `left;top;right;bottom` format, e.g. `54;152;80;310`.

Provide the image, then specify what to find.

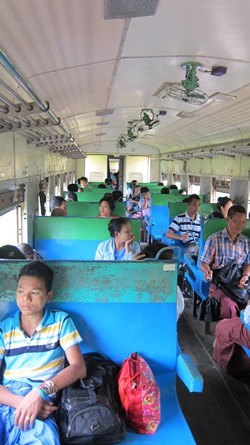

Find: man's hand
239;275;249;289
204;269;213;282
180;232;189;242
14;389;43;430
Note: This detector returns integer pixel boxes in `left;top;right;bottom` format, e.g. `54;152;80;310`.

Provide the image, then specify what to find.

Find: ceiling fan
116;135;127;148
127;108;160;140
155;62;208;105
140;108;160;129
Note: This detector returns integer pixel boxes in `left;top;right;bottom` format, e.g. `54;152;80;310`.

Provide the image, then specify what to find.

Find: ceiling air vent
209;92;237;102
177;111;198;119
96;109;114;117
104;0;160;19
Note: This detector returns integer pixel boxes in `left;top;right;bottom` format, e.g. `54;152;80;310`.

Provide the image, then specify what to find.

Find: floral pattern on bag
118;353;161;434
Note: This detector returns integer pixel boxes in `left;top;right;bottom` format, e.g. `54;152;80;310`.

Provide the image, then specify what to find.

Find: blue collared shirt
95;238;140;260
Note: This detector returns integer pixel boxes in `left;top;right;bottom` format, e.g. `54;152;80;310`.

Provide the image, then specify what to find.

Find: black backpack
58;353;126;444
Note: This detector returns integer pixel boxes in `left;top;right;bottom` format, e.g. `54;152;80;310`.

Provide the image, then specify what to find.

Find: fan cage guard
165;83;208;105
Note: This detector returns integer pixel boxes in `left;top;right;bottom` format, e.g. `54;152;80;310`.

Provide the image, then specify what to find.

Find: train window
0;208;19;245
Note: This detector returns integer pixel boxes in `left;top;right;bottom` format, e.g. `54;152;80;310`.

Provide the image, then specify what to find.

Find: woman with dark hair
212;196;233;219
97;197;116;218
95;217;141;260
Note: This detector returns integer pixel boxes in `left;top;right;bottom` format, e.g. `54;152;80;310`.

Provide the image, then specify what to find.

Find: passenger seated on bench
97;197;116;218
78;176;88;189
140;242;185;320
95;217;141;260
67;183;78;192
127;185;141;215
50;196;66;212
0;261;86;444
210;196;233;219
138;187;151;218
200;205;250;318
65;191;78;201
161;186;170;194
112;190;123;202
166;194;201;254
51;208;67;217
213;303;250;377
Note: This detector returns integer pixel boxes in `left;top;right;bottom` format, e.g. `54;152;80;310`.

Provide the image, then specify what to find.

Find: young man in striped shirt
0;262;86;444
166;194;201;254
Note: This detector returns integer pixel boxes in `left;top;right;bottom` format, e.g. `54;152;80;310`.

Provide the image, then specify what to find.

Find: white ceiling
0;0;250;158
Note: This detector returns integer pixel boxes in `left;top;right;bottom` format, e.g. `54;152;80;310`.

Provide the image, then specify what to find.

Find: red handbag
118;352;161;434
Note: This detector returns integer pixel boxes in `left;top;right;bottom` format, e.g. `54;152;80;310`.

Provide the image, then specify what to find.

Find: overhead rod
0;46;83;154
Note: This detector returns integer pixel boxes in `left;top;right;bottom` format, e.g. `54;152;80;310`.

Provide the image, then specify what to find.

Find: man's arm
166;217;189;242
166;227;189;242
14;344;86;429
200;261;213;281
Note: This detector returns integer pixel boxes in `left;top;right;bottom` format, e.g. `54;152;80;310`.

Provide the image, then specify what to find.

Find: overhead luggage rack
0;47;85;158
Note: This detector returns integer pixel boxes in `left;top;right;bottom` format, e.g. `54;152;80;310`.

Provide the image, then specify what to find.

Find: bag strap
80;378;97;405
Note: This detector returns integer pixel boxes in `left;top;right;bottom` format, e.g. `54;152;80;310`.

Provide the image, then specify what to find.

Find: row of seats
148;196;216;242
66;201;126;217
34;217;141;260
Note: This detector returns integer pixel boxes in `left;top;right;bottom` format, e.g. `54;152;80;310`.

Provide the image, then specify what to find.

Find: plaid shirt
200;227;250;270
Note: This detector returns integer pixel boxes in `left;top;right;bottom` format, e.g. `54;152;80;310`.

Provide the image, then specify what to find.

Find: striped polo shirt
168;211;201;246
0;308;83;386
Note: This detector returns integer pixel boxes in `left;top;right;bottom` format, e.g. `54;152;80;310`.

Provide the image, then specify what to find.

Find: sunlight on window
0;209;18;245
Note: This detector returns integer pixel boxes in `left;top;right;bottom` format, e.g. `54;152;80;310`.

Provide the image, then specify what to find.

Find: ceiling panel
0;0;250;158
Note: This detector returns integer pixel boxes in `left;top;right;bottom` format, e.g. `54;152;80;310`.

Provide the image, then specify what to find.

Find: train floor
177;299;250;445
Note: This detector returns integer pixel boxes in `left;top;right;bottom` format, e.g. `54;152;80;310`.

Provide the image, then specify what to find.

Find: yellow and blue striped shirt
0;308;82;386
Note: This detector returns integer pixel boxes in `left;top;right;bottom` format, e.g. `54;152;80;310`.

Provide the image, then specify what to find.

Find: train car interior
0;1;250;444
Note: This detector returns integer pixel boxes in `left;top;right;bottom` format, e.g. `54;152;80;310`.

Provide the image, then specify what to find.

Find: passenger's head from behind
50;196;66;211
141;243;173;260
227;205;246;235
217;196;233;218
185;194;201;218
0;245;26;259
105;178;112;186
51;208;67;217
161;187;170;195
17;261;54;294
97;183;106;189
67;183;78;192
65;192;78;201
99;197;115;218
112;190;123;202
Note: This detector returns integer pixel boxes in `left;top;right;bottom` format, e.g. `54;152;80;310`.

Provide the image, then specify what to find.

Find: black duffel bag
57;353;126;444
213;261;250;306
